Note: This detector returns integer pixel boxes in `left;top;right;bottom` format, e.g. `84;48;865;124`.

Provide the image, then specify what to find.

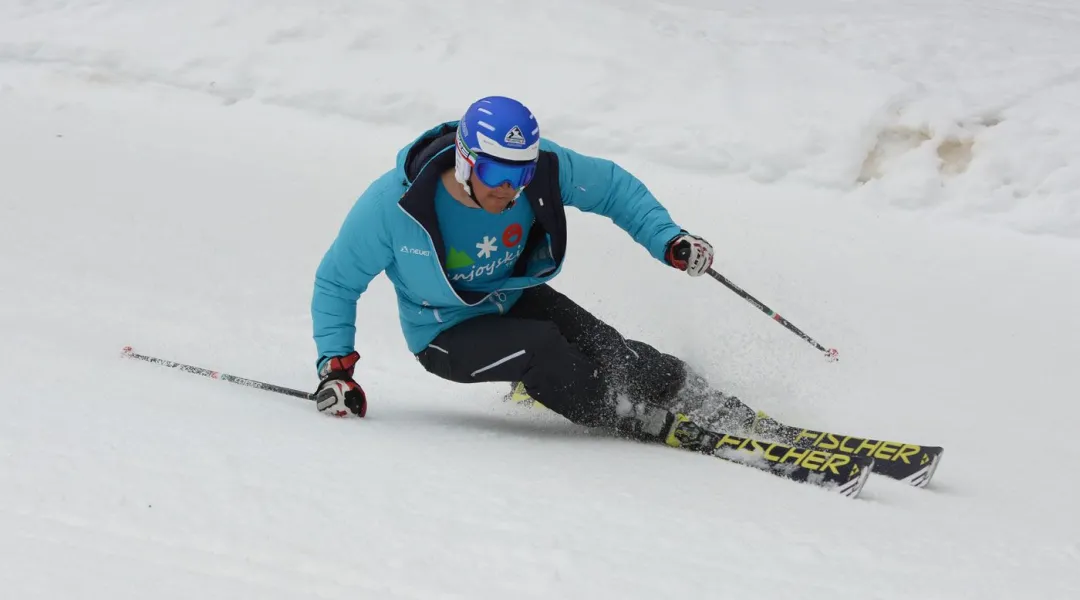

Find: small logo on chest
400;245;432;257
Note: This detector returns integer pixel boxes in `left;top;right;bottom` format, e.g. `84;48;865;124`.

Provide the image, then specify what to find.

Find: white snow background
2;0;1079;598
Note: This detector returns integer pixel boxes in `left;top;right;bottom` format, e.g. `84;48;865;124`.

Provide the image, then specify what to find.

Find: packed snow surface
2;1;1079;598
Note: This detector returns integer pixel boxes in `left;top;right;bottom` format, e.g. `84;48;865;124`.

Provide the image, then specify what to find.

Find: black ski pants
415;285;687;427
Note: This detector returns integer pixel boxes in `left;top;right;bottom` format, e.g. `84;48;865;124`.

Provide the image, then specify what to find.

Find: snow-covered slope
2;1;1079;598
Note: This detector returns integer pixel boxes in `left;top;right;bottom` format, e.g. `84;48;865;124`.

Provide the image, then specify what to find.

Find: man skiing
310;95;750;441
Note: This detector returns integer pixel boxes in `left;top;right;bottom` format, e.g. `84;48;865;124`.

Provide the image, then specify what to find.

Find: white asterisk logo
476;236;498;259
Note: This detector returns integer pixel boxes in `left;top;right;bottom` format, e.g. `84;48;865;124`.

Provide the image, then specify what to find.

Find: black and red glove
315;351;367;418
665;232;714;277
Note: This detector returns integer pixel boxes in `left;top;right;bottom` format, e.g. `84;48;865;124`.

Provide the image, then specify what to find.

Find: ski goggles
472;154;537;189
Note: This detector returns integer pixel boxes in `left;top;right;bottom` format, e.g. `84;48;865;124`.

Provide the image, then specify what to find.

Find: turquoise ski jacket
311;122;684;367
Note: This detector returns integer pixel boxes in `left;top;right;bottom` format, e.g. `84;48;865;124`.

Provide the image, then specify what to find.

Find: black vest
397;125;568;304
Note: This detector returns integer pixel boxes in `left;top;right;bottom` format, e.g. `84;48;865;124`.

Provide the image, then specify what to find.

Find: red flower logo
503;223;524;247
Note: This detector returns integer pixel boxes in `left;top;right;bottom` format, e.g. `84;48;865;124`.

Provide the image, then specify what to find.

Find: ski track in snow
2;1;1080;598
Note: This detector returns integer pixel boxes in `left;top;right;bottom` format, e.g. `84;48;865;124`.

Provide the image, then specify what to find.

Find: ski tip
902;451;943;488
837;457;874;499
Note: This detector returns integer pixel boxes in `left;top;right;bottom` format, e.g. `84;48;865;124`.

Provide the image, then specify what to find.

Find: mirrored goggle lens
474;158;536;189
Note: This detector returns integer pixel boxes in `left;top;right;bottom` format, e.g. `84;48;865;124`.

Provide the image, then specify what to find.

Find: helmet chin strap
505;189;521;211
465;182;482;209
454;162;483;209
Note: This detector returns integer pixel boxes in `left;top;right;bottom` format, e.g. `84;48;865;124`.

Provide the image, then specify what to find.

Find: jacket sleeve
311;188;395;369
545;140;684;262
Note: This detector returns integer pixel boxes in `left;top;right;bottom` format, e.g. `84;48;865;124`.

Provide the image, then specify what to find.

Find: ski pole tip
825;348;839;362
121;345;134;356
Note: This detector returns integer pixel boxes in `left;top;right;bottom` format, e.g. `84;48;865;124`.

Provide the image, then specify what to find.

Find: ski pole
121;346;316;400
704;268;839;362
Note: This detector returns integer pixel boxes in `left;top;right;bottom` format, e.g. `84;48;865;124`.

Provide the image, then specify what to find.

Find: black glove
665;232;714;277
315;351;367;418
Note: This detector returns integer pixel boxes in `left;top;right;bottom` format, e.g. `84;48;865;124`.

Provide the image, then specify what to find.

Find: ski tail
509;381;544;409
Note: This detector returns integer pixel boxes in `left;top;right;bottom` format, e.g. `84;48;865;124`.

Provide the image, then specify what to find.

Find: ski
507;382;941;489
508;384;871;498
751;414;944;488
662;414;873;498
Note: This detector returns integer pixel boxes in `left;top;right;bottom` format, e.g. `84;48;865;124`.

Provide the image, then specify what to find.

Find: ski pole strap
704;269;838;361
122;346;316;400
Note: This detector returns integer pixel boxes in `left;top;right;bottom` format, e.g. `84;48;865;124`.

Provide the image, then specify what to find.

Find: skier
310;95;755;441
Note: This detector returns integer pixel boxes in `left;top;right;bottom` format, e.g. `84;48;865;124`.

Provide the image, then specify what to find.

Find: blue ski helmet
454;96;541;194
